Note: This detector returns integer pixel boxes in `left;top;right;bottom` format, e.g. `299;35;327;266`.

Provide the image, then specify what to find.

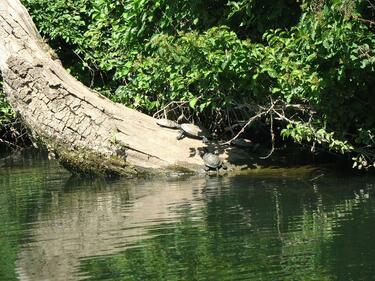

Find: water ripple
0;152;375;280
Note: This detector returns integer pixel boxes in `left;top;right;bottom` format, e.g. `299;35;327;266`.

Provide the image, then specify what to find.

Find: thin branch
271;108;298;124
223;100;278;145
260;112;275;159
152;100;188;118
357;17;375;25
72;50;97;87
367;0;375;11
0;137;22;149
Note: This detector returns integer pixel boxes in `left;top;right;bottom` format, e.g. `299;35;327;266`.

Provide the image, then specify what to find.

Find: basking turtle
176;123;209;143
203;153;222;171
200;148;223;174
156;118;181;129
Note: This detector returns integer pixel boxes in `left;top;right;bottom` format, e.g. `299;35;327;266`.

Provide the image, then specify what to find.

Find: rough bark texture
0;0;254;177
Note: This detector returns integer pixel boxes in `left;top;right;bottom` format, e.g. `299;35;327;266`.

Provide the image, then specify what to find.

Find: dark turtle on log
203;153;222;171
200;148;224;174
176;123;209;143
156;118;181;129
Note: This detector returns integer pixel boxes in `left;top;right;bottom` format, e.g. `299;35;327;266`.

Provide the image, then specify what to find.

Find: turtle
176;123;209;143
156;118;181;129
200;148;223;174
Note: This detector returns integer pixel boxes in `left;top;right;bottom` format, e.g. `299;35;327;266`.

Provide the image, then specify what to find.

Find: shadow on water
0;150;375;280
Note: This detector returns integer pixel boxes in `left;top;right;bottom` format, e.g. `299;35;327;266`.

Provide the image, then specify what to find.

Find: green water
1;151;375;281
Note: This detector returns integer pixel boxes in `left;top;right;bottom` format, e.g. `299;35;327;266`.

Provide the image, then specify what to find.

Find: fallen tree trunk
0;0;253;177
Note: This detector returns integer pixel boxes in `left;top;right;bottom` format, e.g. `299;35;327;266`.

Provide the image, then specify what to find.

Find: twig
152;100;188;118
367;0;375;10
260;112;275;159
72;50;97;87
223;100;278;145
226;108;234;135
357;17;375;25
271;108;298;124
0;137;22;149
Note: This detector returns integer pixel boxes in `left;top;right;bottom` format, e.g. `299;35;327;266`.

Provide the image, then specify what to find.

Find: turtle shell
180;123;206;137
202;153;222;169
156;119;180;129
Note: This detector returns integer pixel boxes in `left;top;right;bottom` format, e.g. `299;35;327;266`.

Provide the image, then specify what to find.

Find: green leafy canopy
19;0;375;168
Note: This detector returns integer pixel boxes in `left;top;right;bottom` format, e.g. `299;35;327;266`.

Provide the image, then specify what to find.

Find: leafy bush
19;0;375;167
258;0;375;166
22;0;297;124
22;0;301;87
114;27;258;113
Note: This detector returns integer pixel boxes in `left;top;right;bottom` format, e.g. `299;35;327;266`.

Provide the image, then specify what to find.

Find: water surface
1;151;375;280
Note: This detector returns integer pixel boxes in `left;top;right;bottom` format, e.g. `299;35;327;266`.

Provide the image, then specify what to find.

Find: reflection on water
0;151;375;280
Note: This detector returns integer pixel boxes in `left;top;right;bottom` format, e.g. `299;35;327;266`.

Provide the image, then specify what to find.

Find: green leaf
189;97;198;109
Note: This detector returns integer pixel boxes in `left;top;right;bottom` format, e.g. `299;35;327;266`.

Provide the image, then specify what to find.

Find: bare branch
357;17;375;26
260;112;275;159
223;99;278;145
152;100;188;118
367;0;375;11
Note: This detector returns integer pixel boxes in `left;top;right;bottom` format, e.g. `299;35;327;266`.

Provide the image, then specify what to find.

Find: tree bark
0;0;253;177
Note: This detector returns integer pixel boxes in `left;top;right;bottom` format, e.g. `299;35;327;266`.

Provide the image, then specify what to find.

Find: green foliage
22;0;300;99
114;27;257;113
20;0;375;167
281;122;353;154
263;1;375;108
23;0;229;81
260;0;375;165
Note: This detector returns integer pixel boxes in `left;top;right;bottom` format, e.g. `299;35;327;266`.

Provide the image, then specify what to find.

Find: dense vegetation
1;0;374;168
